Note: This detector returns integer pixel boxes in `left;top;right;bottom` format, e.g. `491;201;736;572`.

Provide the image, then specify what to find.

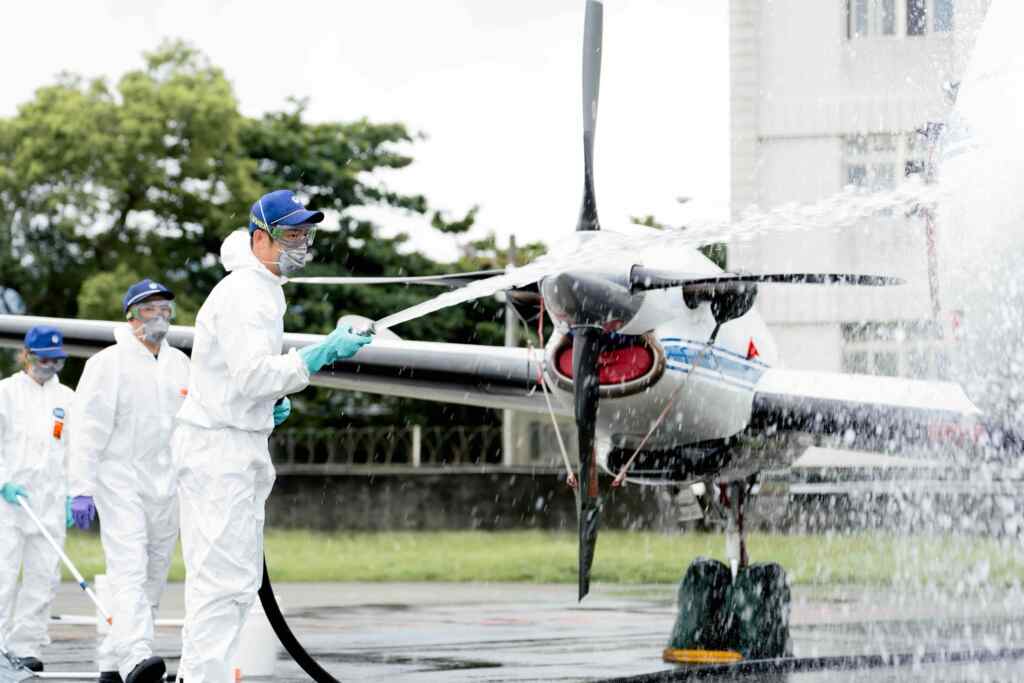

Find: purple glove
71;496;96;530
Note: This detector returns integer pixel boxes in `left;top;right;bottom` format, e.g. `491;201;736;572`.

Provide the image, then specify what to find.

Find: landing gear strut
665;476;791;663
721;480;750;578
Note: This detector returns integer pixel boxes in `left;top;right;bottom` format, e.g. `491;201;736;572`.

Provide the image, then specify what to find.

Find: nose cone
541;271;643;331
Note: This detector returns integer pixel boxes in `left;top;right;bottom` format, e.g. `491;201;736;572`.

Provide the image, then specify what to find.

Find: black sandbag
668;556;733;650
724;562;791;659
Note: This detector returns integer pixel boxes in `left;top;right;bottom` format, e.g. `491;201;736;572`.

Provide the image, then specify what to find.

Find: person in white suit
69;279;190;683
172;189;372;682
0;325;75;673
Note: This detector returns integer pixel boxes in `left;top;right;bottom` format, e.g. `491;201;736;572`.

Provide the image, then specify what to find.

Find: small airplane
0;0;1011;667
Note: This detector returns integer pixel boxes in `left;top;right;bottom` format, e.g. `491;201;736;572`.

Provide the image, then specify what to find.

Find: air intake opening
549;333;665;398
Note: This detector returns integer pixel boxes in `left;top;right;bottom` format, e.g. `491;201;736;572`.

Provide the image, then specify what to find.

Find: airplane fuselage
540;244;780;484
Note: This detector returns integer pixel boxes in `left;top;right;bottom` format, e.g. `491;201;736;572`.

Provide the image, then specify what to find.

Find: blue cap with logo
123;279;175;314
248;190;324;234
24;325;68;359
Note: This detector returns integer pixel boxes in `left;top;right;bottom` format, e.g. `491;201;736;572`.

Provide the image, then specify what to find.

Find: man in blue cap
69;280;191;683
172;190;373;682
0;326;75;673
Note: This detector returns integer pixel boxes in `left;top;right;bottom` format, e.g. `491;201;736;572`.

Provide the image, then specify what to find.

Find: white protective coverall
69;325;190;679
172;229;310;683
0;371;74;659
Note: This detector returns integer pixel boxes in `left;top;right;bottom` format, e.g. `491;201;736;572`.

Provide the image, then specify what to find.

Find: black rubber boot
98;671;124;682
125;656;166;683
667;556;733;650
16;656;43;672
724;562;791;659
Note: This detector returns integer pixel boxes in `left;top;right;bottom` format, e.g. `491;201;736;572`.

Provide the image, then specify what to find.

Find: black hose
258;555;340;682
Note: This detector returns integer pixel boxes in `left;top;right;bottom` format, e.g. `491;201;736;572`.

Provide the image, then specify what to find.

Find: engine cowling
547;331;665;398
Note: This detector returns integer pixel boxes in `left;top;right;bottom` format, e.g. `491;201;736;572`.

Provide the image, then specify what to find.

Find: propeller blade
629;268;904;294
573;325;603;600
577;0;604;233
289;269;505;288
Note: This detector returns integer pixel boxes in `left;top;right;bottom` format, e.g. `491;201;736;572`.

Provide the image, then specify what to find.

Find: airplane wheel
725;562;791;659
668;557;732;650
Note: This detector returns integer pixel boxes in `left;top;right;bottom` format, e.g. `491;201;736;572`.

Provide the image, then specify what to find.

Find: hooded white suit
69;325;190;679
172;230;310;683
0;371;74;660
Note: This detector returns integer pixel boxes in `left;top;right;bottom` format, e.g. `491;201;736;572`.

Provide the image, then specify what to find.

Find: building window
848;0;952;38
842;131;928;190
848;0;897;38
907;0;927;35
842;321;947;379
934;0;954;32
907;0;954;36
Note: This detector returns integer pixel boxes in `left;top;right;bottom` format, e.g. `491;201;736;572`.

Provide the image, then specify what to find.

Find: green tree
0;42;259;316
77;264;141;321
0;40;521;430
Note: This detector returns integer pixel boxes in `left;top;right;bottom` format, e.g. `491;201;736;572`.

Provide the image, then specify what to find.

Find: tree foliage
0;40;536;428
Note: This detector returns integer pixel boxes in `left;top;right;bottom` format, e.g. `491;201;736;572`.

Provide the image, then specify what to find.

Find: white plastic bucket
229;602;278;678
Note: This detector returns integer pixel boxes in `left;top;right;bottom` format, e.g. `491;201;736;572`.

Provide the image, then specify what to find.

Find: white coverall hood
69;325;190;499
0;371;74;658
220;228;287;281
175;230;309;434
67;324;190;676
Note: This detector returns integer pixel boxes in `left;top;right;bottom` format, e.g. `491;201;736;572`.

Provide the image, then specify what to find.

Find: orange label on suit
53;420;64;439
179;387;188;397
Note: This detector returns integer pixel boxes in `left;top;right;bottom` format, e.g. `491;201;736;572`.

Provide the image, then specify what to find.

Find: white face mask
277;245;309;275
140;317;169;344
28;358;63;382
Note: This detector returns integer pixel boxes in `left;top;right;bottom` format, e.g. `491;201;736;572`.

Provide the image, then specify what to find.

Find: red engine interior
556;342;655;385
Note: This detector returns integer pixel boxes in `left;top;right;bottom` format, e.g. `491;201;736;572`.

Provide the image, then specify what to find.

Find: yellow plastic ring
662;648;743;664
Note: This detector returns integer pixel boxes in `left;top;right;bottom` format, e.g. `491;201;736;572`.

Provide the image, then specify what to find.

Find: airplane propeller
572;0;604;600
577;0;603;233
572;325;603;600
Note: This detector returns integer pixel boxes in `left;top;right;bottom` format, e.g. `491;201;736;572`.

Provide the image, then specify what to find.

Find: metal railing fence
269;425;506;472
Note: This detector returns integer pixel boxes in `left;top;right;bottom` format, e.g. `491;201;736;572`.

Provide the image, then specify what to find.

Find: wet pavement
35;581;1024;681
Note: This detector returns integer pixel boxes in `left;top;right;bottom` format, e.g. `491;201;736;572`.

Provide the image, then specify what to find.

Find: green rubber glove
65;496;74;528
273;397;291;426
1;482;27;505
298;325;373;374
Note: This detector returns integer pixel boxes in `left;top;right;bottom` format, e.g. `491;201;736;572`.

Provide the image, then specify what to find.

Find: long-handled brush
16;496;112;626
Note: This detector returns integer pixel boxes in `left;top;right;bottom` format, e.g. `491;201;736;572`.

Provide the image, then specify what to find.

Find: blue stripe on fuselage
660;339;766;389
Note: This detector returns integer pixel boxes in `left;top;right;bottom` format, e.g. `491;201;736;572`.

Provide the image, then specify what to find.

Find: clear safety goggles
30;354;65;372
267;224;317;249
130;300;176;321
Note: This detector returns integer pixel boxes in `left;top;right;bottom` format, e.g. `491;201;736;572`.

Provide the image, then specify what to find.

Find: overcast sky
2;1;729;262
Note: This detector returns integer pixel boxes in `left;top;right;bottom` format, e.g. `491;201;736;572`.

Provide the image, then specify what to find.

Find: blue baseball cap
248;190;324;234
123;279;175;314
24;326;68;359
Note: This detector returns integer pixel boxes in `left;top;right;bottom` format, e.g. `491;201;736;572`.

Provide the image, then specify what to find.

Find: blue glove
273;397;291;426
71;496;96;530
0;482;27;505
298;325;373;374
65;497;74;528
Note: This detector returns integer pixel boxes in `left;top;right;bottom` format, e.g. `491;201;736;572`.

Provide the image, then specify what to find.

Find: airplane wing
746;368;998;455
0;315;558;416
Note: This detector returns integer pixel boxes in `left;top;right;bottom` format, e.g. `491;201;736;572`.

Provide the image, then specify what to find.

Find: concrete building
729;0;991;377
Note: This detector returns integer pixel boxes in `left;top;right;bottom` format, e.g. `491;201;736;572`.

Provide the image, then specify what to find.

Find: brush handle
17;496;113;623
